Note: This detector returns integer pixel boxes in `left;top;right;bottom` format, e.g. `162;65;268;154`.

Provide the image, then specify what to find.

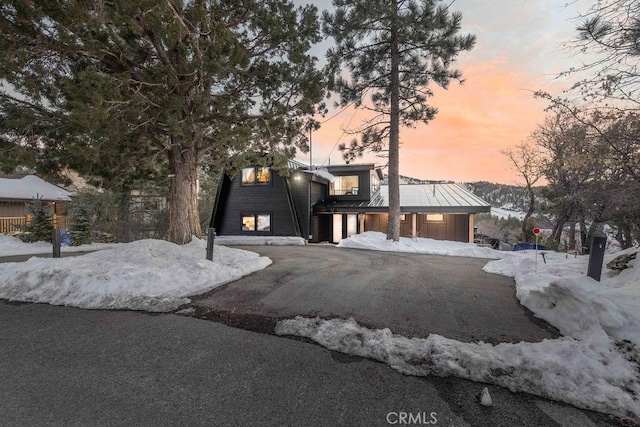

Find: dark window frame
240;166;271;186
240;212;273;233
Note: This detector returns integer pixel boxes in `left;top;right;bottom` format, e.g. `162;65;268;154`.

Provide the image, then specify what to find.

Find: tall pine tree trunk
387;2;401;242
521;184;535;242
167;144;202;244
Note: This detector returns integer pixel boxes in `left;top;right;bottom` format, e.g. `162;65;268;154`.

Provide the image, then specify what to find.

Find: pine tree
0;0;325;244
324;0;475;241
67;193;94;246
20;198;53;243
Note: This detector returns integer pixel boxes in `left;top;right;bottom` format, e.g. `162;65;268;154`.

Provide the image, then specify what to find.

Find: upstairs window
330;175;359;196
242;167;270;185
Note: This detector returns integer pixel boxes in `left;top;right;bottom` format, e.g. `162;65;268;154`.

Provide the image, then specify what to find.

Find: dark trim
240;166;272;187
210;170;228;230
240;212;273;233
284;177;302;237
314;205;491;214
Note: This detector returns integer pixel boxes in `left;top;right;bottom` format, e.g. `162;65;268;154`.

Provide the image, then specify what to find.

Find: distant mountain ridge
383;175;546;214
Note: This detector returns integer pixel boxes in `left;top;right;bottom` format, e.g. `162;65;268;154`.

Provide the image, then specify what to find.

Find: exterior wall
363;213;470;243
0;201;26;218
212;170;299;236
289;175;327;241
325;165;373;201
419;213;469;242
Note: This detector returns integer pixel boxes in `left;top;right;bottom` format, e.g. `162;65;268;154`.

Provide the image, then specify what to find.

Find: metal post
52;229;61;258
587;231;607;281
534;233;538;274
206;228;216;261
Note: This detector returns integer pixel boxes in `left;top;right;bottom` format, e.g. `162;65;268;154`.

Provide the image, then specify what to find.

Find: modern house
0;173;71;234
210;161;491;243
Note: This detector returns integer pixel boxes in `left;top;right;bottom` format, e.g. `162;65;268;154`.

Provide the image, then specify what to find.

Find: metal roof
315;183;491;213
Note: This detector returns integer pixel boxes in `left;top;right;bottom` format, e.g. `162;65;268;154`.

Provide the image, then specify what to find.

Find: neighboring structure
210;162;491;243
0;174;71;233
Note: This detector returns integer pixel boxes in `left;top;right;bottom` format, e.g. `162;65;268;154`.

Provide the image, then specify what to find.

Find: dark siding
290;176;327;241
325;165;373;201
363;213;470;242
214;170;299;236
419;214;469;242
317;214;332;243
289;175;310;239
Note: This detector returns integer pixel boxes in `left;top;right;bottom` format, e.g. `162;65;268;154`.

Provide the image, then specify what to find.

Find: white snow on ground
337;231;508;259
0;237;271;312
276;317;639;419
278;240;640;419
0;234;119;257
490;206;527;220
214;235;306;246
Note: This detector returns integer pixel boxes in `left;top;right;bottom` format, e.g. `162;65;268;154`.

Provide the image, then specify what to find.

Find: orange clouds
308;58;553;184
300;1;588;184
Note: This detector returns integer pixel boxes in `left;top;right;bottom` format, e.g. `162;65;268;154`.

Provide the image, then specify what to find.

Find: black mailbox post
586;231;607;281
206;228;216;261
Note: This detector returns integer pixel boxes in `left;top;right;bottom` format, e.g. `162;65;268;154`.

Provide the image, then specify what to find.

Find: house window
425;213;444;222
371;170;381;194
241;167;270;185
242;213;271;232
330;175;359;196
400;214;406;221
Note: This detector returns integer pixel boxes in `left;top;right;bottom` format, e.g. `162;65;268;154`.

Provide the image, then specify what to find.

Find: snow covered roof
316;183;491;213
0;174;72;202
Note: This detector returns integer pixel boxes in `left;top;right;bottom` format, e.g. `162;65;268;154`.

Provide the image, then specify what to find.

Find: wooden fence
0;215;67;234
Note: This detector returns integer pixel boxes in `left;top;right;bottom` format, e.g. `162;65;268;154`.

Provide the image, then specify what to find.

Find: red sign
532;227;540;235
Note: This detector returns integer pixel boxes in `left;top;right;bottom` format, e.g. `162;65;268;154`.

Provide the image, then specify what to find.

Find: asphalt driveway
194;245;558;343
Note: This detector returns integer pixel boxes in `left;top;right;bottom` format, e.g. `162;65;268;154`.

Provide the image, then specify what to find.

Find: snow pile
0;234;119;257
337;231;508;259
0;238;271;312
276;316;640;419
214;236;306;246
485;248;640;347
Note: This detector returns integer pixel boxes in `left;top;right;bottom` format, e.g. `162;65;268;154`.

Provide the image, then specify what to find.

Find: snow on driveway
0;237;271;312
277;235;640;419
337;231;508;259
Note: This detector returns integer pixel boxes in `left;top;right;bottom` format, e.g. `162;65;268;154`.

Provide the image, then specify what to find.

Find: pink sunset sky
299;0;592;185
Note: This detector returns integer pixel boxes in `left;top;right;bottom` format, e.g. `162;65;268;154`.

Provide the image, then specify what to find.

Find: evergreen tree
323;0;475;240
66;193;94;246
20;198;53;243
0;0;325;244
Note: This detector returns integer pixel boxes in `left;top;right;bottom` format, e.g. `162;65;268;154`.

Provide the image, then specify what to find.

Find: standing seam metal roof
315;183;491;212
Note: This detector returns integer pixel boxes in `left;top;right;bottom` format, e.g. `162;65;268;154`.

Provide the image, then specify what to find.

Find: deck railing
0;217;27;234
0;215;67;234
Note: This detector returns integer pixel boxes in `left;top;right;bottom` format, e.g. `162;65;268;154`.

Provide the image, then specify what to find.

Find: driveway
194;245;558;344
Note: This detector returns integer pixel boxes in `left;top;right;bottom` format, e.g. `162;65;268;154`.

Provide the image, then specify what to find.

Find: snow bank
0;234;119;257
276;316;640;419
0;238;271;312
484;248;640;347
337;231;507;259
214;236;306;246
